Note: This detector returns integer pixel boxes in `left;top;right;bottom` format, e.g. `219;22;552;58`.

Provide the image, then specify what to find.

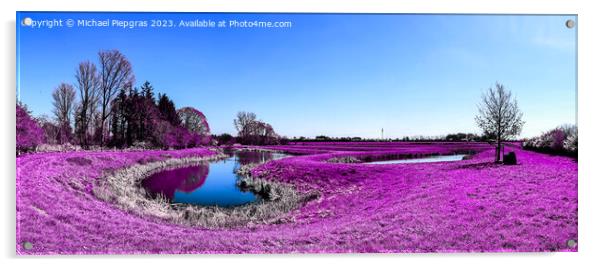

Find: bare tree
97;49;134;146
234;111;257;138
51;83;76;144
74;61;99;148
52;83;76;123
233;111;280;145
475;82;525;162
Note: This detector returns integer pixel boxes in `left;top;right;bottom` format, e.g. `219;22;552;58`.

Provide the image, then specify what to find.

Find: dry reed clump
93;154;309;228
326;156;362;163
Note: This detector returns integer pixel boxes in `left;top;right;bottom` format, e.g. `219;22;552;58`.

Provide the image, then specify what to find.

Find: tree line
16;49;211;154
19;74;558;165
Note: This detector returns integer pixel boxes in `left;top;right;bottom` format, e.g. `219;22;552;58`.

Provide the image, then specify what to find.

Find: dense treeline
16;50;211;154
108;82;209;149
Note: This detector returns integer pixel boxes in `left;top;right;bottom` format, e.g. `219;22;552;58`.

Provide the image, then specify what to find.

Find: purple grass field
16;142;577;254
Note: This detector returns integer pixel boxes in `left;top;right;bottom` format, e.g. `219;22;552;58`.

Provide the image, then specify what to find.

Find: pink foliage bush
524;125;577;156
16;104;44;154
161;125;204;149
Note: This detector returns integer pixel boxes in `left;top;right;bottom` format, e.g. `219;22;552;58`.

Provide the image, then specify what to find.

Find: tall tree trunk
80;106;88;148
99;106;107;147
496;138;501;162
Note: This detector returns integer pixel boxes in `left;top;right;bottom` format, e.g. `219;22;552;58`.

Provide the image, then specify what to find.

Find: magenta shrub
524;125;577;156
160;125;205;149
16;104;44;154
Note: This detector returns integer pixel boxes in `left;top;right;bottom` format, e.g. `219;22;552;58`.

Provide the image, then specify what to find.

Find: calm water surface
365;154;466;164
141;150;289;207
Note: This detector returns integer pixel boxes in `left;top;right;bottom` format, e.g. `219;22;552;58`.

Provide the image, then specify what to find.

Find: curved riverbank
94;153;310;229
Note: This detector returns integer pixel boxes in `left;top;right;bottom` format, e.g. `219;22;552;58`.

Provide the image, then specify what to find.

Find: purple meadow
16;142;577;254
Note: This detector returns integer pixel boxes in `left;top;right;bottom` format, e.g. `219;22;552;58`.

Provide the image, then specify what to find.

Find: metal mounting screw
566;19;575;29
23;241;33;250
567;239;577;248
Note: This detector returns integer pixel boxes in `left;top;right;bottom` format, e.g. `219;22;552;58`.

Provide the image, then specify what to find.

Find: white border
2;0;601;266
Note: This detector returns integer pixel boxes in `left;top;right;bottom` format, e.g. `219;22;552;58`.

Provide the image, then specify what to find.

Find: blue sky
17;12;577;138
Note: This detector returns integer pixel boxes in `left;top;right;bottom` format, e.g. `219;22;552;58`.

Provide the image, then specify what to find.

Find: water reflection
141;150;289;207
228;149;289;165
141;164;209;199
365;154;466;164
